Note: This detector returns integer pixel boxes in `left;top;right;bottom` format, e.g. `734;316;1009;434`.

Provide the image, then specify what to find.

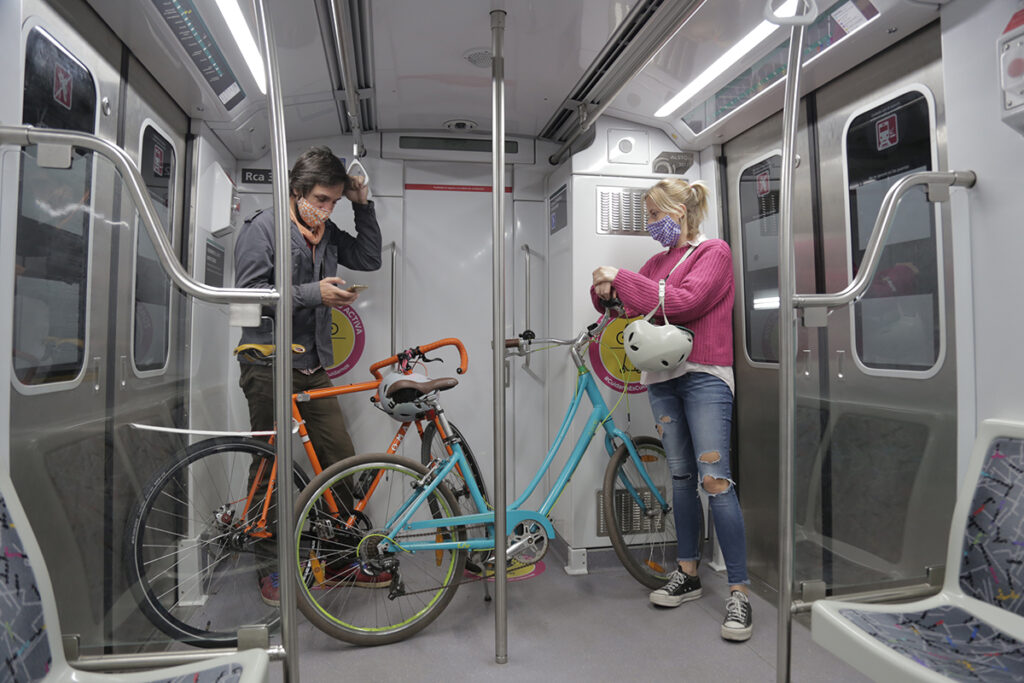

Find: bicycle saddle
385;376;458;398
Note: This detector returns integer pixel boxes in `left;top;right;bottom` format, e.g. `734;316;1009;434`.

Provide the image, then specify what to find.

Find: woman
591;178;752;642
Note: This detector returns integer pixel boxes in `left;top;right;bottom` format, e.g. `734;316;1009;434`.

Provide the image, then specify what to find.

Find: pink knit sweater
591;239;735;366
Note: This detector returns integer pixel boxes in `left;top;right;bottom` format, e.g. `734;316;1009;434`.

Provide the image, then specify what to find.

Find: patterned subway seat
839;605;1024;681
0;494;250;683
838;436;1024;681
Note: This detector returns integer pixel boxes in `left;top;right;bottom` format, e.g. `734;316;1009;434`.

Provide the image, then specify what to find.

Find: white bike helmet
375;371;457;422
623;318;694;371
623;277;694;372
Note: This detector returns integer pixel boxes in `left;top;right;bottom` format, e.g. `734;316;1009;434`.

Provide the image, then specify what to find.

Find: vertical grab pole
252;1;299;680
490;8;509;665
776;15;807;683
387;242;398;354
522;244;532;371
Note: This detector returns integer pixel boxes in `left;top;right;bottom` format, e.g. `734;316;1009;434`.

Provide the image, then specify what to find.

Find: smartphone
347;284;369;292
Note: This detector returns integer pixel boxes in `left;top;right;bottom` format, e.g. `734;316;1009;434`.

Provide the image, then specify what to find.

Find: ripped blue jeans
647;372;749;586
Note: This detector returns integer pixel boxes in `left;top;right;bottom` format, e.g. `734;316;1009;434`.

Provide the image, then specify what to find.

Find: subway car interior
2;0;1023;681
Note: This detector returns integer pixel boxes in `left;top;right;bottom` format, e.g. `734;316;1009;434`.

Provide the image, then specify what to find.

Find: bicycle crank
506;522;548;565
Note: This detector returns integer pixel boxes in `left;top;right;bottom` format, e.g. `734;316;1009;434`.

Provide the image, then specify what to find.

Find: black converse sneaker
649;569;702;607
721;590;753;641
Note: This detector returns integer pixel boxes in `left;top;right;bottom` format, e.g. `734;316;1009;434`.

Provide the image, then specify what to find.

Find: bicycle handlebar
369;337;469;379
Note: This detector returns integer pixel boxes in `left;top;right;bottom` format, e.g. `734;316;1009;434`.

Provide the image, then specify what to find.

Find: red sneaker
259;572;280;606
319;562;392;589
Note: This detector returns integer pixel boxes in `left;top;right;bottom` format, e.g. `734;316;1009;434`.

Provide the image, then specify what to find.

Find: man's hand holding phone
320;276;360;306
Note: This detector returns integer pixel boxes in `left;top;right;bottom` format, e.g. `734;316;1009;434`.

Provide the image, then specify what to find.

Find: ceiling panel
371;0;632;136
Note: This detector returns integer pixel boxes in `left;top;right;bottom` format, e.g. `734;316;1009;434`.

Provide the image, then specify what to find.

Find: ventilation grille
597;187;647;236
596;487;668;537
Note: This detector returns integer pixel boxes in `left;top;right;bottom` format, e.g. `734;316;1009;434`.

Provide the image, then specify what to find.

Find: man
234;145;383;605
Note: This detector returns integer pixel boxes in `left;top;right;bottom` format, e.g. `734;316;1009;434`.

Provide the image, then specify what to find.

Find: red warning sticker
876;115;898;151
53;64;72;110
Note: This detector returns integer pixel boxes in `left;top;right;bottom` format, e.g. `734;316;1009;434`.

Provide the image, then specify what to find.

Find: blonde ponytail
645;178;711;240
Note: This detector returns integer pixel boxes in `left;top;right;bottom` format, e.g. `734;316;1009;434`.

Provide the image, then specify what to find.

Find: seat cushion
960;435;1024;616
839;604;1024;681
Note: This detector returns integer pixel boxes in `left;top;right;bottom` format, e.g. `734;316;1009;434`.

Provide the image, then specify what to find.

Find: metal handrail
70;646;287;672
774;14;806;683
0;125;278;307
521;244;533;371
491;9;509;665
251;0;300;681
547;0;705;165
793;170;976;311
387;241;398;354
328;0;365;158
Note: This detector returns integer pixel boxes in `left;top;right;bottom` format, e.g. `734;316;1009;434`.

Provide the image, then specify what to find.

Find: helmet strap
643;245;696;324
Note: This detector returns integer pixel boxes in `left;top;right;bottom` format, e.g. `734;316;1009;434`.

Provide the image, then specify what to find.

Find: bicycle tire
124;436;311;647
419;421;490;514
294;453;467;645
602;436;704;590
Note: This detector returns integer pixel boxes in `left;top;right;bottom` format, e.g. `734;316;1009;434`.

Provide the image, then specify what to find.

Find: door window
738;154;782;364
14;28;96;385
132;125;175;372
846;90;940;372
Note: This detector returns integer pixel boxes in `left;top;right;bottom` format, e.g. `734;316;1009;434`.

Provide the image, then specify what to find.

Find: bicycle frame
377;316;669;554
247;338;470;536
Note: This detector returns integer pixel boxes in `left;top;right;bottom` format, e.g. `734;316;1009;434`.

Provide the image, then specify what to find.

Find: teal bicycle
292;302;703;645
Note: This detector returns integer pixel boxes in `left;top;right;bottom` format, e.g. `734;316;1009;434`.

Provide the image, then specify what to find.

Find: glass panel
681;0;880;134
738;155;781;363
846;90;938;372
133;126;174;372
14;28;96;385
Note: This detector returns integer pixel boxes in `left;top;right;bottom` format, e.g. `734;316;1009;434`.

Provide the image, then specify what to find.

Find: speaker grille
597;187;647;236
596;487;668;537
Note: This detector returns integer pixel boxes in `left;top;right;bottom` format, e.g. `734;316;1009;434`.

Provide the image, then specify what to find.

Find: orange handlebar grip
368;337;469;378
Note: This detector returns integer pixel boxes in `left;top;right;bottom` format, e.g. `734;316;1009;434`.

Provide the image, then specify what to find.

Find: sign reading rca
587;315;646;394
326;305;366;379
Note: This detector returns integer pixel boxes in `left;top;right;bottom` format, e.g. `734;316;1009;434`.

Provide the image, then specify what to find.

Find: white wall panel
402;161;514;487
332;196;407;457
942;0;1024;481
190;125;246;433
510;199;548;509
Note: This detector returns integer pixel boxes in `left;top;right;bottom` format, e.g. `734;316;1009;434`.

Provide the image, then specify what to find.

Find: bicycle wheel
294;453;467;646
420;421;490;514
125;437;310;647
603;436;704;589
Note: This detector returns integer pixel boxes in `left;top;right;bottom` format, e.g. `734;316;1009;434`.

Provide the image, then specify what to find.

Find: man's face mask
297;196;331;231
646;214;682;248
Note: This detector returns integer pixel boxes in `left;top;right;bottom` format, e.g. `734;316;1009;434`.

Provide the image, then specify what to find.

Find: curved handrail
0;124;278;306
793;170;977;310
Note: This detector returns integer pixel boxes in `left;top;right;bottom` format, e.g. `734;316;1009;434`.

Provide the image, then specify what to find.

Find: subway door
725;106;820;592
402;162;514;491
109;54;189;641
811;24;955;591
10;0;123;647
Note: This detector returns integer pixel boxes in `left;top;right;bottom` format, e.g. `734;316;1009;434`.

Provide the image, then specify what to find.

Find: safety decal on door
756;171;771;197
587;316;646;394
53;63;73;110
327;305;366;379
876;115;899;151
153;143;165;177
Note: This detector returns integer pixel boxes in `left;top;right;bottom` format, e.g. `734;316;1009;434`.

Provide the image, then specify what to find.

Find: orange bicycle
124;338;486;647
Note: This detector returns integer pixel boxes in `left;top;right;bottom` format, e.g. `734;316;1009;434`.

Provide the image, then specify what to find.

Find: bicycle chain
361;523;499;596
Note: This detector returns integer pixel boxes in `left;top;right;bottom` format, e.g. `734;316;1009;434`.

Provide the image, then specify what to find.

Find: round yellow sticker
587;315;646;394
327;305;366;379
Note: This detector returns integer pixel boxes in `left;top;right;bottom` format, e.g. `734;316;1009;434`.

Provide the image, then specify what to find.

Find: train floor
272;546;871;682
